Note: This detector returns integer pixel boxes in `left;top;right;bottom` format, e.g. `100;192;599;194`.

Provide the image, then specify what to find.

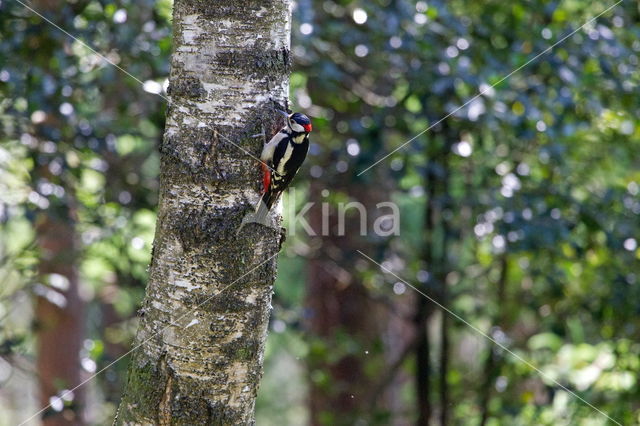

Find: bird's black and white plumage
257;112;312;216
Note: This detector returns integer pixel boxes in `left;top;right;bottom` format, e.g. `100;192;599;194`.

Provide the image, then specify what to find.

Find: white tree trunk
115;0;291;424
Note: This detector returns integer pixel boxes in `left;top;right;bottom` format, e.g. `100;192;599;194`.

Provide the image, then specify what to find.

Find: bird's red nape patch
303;124;313;132
261;162;271;193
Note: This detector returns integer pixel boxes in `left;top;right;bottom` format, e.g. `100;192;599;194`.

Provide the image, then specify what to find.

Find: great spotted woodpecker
258;111;312;213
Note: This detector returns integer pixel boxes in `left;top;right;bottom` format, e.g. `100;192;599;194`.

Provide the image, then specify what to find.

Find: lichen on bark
114;0;291;424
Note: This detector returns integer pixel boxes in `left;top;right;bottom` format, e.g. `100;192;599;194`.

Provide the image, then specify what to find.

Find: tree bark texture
115;1;291;424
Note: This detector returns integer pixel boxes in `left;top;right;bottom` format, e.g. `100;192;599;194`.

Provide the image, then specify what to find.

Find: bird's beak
276;109;292;129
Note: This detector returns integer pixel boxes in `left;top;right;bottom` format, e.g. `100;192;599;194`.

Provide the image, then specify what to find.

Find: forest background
0;0;639;425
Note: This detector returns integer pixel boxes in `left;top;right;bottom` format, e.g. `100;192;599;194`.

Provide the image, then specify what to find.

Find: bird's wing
260;130;288;163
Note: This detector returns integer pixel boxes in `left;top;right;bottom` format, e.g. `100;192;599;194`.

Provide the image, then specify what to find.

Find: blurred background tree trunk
478;255;508;426
305;180;387;425
30;0;86;424
115;0;291;423
417;123;453;426
304;129;411;425
35;209;85;426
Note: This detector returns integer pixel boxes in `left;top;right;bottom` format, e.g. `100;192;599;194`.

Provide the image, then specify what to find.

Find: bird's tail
236;166;280;233
262;188;277;210
255;188;278;224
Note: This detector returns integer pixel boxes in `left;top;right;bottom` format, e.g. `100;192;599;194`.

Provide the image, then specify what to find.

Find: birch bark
115;0;291;424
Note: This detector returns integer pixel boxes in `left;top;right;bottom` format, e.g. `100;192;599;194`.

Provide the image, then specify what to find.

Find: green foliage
285;0;640;424
0;0;169;421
